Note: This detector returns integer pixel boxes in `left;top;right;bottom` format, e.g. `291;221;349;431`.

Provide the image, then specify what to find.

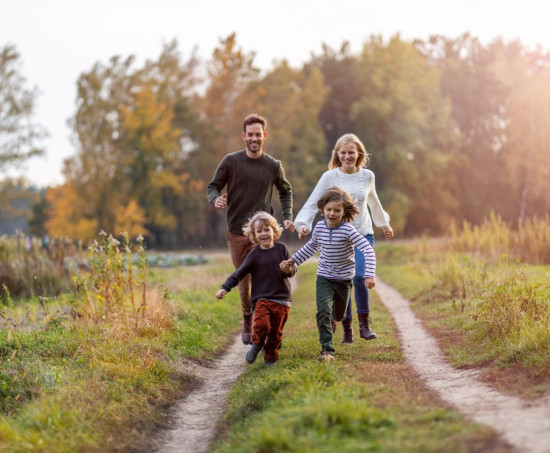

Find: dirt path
153;275;550;453
153;333;248;453
375;278;550;453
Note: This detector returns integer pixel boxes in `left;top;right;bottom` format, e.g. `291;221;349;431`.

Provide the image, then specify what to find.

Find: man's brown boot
242;315;252;345
358;313;377;340
341;318;354;344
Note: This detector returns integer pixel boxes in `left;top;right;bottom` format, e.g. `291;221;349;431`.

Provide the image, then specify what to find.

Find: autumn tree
0;44;46;171
415;34;512;225
352;35;458;234
249;61;329;209
492;42;550;220
50;42;204;245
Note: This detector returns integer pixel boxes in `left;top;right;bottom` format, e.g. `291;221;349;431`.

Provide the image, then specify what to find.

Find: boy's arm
215;251;255;298
291;228;321;266
281;245;297;277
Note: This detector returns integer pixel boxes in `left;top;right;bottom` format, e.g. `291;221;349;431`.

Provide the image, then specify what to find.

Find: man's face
242;123;267;155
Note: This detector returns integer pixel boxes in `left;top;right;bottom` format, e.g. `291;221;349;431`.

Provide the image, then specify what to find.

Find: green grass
212;263;509;453
0;255;242;452
376;241;550;397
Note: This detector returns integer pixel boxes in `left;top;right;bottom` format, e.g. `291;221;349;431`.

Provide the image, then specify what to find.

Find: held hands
382;225;394;240
365;277;376;289
283;220;295;233
297;226;308;240
215;289;227;299
214;194;227;209
280;259;295;273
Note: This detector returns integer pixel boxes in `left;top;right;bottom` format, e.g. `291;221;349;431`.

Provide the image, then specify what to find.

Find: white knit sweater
294;168;390;236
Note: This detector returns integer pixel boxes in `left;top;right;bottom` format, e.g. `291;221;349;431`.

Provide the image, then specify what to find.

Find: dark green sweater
207;150;293;234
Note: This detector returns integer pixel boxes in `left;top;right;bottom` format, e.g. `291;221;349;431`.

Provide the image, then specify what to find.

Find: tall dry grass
448;212;550;264
0;232;83;299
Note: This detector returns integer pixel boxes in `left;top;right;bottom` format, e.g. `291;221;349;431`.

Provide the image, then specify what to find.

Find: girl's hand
298;226;308;240
215;289;227;299
280;259;295;273
382;225;394;240
365;277;376;289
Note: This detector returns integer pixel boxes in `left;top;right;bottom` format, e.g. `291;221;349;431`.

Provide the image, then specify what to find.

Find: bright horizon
2;0;549;188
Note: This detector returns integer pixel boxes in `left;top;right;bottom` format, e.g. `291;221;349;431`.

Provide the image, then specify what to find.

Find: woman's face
337;143;359;172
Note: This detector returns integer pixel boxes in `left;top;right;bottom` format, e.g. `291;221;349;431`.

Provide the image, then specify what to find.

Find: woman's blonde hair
242;211;283;244
328;133;370;169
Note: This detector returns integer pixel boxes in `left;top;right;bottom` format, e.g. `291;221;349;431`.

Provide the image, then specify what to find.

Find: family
208;114;394;366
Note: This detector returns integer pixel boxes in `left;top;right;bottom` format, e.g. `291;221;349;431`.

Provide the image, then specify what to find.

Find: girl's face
337;143;359;173
254;221;275;249
322;201;345;228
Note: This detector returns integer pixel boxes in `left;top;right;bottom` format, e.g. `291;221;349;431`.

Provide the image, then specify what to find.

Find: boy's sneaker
265;361;275;368
245;343;262;363
317;351;335;362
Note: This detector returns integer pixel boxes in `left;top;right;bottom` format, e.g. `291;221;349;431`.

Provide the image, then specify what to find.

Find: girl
216;211;296;367
280;187;376;361
294;133;393;344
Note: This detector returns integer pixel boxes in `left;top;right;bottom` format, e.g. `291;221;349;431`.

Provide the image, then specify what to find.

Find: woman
294;133;393;344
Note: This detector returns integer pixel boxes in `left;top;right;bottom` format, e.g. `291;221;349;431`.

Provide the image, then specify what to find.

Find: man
207;114;294;344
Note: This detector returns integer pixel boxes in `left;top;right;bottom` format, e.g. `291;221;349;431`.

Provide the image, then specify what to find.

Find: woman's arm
293;171;332;237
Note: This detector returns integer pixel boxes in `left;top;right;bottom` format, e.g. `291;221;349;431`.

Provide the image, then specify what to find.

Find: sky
2;0;550;188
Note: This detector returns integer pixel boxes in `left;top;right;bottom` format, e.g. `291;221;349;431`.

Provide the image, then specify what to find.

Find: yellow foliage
45;184;98;241
114;200;148;239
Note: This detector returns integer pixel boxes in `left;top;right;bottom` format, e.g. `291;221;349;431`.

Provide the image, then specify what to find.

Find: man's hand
283;220;295;233
365;277;376;289
382;225;394;240
298;226;308;240
215;289;227;299
214;194;227;209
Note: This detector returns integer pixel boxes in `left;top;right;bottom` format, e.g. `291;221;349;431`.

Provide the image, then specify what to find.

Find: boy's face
254;221;275;249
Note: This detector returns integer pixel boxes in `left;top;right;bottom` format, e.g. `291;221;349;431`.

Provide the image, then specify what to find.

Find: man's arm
274;163;294;231
207;156;230;206
274;164;293;222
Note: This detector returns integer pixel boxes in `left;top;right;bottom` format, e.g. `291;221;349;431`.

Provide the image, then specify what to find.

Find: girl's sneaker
318;351;335;361
265;361;275;368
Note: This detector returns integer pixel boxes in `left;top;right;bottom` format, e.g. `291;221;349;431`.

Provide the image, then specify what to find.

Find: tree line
3;33;550;247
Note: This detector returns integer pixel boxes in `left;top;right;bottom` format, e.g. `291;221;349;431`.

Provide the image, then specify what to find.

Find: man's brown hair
243;114;267;132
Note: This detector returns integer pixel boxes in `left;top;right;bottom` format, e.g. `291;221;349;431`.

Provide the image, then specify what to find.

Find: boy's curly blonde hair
242;211;283;244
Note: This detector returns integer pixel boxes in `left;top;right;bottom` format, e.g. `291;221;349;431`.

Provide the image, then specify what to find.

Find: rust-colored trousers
252;299;290;363
226;232;255;315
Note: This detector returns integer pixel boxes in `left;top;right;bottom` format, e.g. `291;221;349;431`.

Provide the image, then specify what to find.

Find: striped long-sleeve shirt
291;221;376;280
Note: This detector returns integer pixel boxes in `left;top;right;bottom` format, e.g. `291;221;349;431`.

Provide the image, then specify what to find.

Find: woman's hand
298;226;308;240
382;225;394;240
215;289;227;299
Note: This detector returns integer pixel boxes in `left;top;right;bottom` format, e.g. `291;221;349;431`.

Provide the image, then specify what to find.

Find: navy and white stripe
292;221;376;280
